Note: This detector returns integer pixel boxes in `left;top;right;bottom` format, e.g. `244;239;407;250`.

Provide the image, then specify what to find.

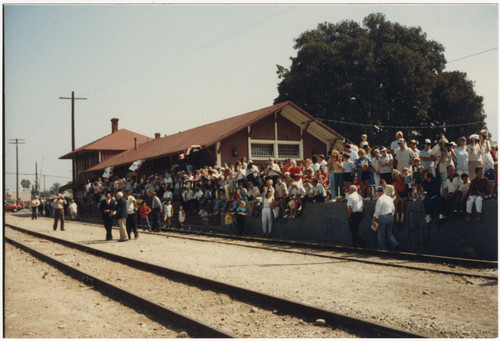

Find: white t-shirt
347;192;363;213
395;148;415;173
126;195;136;214
445;175;460;194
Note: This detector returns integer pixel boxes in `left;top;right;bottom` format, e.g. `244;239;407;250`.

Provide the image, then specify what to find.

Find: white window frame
248;138;303;161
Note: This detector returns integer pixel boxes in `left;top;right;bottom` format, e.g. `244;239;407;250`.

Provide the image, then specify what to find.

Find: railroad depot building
59;118;153;185
66;101;344;182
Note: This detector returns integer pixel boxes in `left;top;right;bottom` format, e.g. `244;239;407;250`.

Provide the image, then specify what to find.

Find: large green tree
275;13;486;146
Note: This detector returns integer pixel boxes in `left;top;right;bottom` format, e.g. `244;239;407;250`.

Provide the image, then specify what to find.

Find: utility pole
35;162;39;196
8;138;26;205
59;91;87;185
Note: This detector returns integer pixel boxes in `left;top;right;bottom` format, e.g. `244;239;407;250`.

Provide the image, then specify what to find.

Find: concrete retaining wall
217;200;498;261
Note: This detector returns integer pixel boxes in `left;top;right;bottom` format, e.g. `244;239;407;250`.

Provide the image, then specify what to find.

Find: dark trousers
236;214;245;235
53;208;65;230
103;216;113;240
152;208;161;231
32;207;39;220
444;192;460;214
423;195;443;216
348;212;365;247
126;213;138;238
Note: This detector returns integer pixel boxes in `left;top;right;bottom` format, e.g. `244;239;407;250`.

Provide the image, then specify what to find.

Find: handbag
225;213;233;225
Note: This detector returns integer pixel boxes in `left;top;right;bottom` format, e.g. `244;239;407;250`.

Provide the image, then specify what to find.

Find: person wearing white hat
419;139;436;172
467;134;483;180
378;146;394;184
480;129;494;172
395;138;416;174
454;137;469;176
31;195;41;220
390;131;404;155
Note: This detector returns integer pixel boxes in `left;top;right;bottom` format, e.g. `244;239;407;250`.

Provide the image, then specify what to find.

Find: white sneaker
425;215;432;224
439;214;446;219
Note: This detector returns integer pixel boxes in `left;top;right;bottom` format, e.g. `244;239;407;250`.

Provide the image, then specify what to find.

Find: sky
3;1;498;192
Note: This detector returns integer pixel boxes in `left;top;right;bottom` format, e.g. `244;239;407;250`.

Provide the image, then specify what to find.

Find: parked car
4;200;23;212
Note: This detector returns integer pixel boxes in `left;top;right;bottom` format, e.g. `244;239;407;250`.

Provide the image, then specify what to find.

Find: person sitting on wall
421;169;444;224
307;178;327;203
466;166;492;221
443;164;461;216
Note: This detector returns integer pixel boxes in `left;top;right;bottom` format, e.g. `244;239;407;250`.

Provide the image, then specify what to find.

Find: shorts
360;171;370;181
343;173;354;182
380;172;393;184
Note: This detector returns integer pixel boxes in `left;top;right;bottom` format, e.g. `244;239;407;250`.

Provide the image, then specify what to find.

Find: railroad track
5;223;426;338
31;215;499;278
136;228;497;281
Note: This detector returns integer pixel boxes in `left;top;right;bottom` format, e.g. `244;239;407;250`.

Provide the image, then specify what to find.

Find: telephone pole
59;91;87;185
8;138;26;205
35;162;39;196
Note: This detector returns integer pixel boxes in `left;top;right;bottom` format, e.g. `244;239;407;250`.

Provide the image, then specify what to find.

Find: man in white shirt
343;143;359;163
347;185;365;247
372;187;400;251
125;191;138;239
395;138;415;173
31;195;41;220
308;179;327;202
444;165;460;215
390;131;404;155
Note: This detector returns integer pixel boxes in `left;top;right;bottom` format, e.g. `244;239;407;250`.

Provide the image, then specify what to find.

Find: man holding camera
432;138;456;194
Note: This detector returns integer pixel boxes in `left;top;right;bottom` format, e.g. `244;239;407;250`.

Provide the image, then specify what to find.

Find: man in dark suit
113;191;129;241
99;193;115;240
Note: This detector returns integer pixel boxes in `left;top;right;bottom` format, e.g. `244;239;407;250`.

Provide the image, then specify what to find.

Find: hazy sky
3;2;498;191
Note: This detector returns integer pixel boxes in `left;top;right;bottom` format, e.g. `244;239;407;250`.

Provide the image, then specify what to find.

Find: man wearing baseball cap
394;138;415;174
372;186;400;251
390;131;404;155
419;139;436;172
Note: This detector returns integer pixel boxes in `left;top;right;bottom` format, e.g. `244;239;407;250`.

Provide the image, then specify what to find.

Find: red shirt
289;166;302;182
139;205;151;219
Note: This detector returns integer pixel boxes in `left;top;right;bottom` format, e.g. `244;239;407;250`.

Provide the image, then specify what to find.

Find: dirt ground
3;212;498;338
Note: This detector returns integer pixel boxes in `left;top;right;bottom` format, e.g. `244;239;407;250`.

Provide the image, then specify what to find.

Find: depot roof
60;129;153;159
84;101;343;172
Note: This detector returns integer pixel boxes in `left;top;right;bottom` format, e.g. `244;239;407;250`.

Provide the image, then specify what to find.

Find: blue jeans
377;214;399;250
140;217;151;231
423;195;443;216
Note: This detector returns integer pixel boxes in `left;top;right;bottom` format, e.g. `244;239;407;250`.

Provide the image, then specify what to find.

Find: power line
318;118;484;129
448;47;498;64
4;172;71;179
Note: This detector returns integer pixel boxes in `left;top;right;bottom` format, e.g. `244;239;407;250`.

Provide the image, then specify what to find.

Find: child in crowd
234;201;247;235
342;153;356;199
68;199;78;220
162;199;173;228
200;208;209;231
412;158;424;200
138;202;152;231
457;173;470;213
402;167;413;200
178;205;186;229
393;169;408;223
359;134;369;149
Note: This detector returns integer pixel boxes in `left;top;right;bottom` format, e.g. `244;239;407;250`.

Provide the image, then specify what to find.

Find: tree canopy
275;13;486;146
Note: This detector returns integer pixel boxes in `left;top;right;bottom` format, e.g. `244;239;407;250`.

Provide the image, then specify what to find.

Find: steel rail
6;223;427;338
159;231;498;281
40;215;498;268
4;236;234;338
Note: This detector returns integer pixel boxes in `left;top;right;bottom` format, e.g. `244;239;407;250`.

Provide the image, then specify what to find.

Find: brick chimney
111;118;119;133
155;133;161;140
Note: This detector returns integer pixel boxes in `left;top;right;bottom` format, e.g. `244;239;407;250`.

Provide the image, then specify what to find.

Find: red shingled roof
60;129;153;159
84;101;343;172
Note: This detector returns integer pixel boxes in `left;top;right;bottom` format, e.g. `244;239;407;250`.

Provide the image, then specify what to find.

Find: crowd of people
71;128;497;246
